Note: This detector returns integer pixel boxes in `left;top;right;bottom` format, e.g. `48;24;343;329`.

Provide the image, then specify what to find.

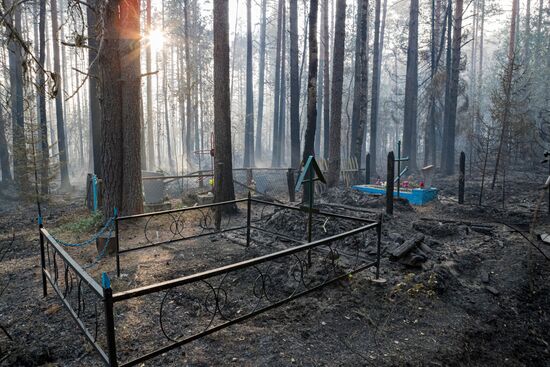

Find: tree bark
290;0;301;169
255;0;267;161
272;0;284;167
327;0;346;188
302;0;319;162
7;1;28;192
145;0;154;170
0;104;11;184
491;0;518;188
424;0;440;166
371;0;387;172
213;0;236;205
119;0;144;214
244;0;255;167
322;0;330;159
51;0;71;190
38;0;48;193
277;5;287;166
184;0;194;165
351;0;369;175
99;0;123;216
441;0;463;175
402;0;419;171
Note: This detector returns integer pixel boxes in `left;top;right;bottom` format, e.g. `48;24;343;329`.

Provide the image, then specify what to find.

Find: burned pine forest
1;0;550;366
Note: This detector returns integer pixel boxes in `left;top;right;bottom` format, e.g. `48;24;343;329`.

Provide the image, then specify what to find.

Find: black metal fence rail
39;228;113;365
40;197;383;367
110;221;381;367
114;198;248;276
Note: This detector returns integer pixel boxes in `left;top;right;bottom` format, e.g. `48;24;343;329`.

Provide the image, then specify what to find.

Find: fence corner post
39;218;47;297
386;152;395;215
103;276;118;367
287;168;296;202
114;209;121;278
376;214;383;279
365;153;371;185
459;151;465;204
246;192;252;247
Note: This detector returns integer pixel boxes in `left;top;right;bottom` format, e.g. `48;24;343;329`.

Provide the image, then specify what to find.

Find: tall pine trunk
271;0;284;167
302;0;319;162
290;0;301;168
424;0;439;166
244;0;255;167
7;1;28;192
371;0;386;173
162;1;174;172
402;0;419;171
99;0;123;216
213;0;236;205
491;0;518;188
184;0;194;166
88;0;102;177
326;0;346;187
277;6;287;166
351;0;369;175
441;0;463;175
38;0;49;194
322;0;330;159
255;0;267;161
119;0;144;214
146;0;155;170
51;0;71;190
0;101;11;183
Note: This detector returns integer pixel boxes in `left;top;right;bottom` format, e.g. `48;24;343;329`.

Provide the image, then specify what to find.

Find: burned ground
1;172;549;366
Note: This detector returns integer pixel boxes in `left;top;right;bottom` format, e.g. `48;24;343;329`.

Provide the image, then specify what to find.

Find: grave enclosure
39;196;383;366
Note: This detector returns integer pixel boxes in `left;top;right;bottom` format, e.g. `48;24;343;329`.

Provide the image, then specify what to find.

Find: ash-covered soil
1;171;549;366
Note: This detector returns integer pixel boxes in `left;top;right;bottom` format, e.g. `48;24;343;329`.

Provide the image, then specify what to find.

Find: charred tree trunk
88;0;102;177
424;0;438;166
0;104;11;184
290;0;301;168
146;0;154;169
277;6;287;166
441;0;463;175
38;0;48;194
302;0;319;162
99;0;143;216
99;0;123;216
370;0;384;174
244;0;255;167
327;0;346;188
51;0;71;190
255;0;267;161
7;1;28;192
402;0;419;171
213;0;236;205
322;0;330;159
351;0;369;175
491;0;518;188
162;1;174;172
119;0;144;214
184;0;194;165
272;0;283;167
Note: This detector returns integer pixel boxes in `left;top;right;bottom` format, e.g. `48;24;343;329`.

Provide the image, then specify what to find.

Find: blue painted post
92;174;98;212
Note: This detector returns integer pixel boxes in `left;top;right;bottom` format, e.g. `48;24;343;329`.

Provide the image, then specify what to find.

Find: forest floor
1;170;550;367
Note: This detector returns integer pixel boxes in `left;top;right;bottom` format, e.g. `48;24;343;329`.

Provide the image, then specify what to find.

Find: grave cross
395;140;410;197
295;156;326;265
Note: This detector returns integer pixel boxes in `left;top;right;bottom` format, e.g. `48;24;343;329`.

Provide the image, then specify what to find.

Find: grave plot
38;197;382;366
